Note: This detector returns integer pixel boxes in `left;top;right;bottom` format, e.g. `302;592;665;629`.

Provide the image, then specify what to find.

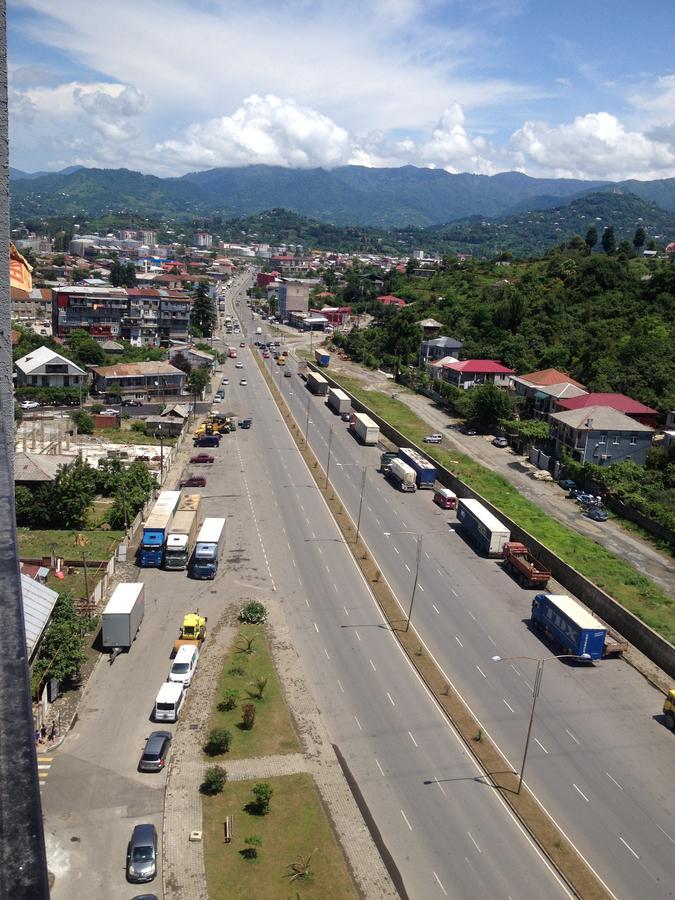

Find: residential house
418;318;443;338
168;345;216;370
194;232;213;248
441;359;515;390
257;272;280;288
419;335;464;368
15;346;87;389
320;306;352;326
427;355;460;381
377;294;406;308
287;311;329;330
143;415;184;437
270;255;311;275
14;452;75;486
92;361;185;402
512;368;587;419
549;405;654;466
21;574;59;663
554;392;659;428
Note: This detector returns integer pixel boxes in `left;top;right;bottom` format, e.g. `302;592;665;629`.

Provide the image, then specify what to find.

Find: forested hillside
331;251;675;414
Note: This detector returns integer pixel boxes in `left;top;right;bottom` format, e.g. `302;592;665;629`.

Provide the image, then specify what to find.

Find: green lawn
202;773;359;900
332;375;675;644
17;528;124;562
206;624;300;760
94;426;177;446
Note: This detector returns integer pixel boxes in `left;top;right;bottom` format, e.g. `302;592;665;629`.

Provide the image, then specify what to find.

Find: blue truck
314;349;330;367
397;447;437;489
530;593;626;660
139;491;182;567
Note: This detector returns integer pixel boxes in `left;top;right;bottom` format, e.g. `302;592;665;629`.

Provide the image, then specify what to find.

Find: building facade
278;278;320;319
15;346;87;389
92;361;186;402
419;336;464;368
549;405;654;466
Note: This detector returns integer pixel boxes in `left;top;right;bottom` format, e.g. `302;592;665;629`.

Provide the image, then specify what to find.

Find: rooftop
550;405;654;432
15;346;86;377
93;361;185;378
14;452;75;482
556;392;658;416
443;359;515;375
21;574;59;660
519;368;586;389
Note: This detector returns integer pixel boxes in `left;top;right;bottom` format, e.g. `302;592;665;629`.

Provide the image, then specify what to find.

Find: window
599;433;607;444
612;435;620;445
630;435;637;445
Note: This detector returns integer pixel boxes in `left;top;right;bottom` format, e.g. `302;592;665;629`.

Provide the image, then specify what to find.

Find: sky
8;0;675;181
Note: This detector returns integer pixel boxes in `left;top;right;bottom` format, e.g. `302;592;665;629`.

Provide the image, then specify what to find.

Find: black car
126;823;158;882
239;418;252;429
139;731;172;772
122;399;143;407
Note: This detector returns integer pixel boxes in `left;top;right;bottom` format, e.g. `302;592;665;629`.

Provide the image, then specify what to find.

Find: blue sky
8;0;675;180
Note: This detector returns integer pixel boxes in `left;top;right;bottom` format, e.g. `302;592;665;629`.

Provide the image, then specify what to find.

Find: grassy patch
17;528;124;562
206;624;299;760
94;426;177;446
331;375;675;644
202;773;359;900
87;498;114;528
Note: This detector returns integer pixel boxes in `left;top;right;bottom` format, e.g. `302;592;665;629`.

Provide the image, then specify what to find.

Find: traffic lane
243;363;571;899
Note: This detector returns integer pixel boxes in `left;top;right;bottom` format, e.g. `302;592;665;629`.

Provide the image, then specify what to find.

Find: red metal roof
443;359;515;374
520;367;585;389
377;294;406;306
556;393;657;415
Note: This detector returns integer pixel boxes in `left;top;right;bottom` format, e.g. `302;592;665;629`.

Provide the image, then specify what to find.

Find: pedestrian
35;729;41;745
40;724;47;743
50;721;58;742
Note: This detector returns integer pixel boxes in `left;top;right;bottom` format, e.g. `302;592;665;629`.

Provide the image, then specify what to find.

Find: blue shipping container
531;594;606;660
314;349;330;367
397;447;437;488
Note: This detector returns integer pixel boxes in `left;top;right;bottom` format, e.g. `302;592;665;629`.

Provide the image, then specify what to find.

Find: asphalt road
252;329;675;900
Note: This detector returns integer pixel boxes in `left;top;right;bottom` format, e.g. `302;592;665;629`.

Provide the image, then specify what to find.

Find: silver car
127;824;157;883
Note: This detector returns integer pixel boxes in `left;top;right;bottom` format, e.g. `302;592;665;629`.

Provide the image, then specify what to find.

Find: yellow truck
664;689;675;730
172;613;207;656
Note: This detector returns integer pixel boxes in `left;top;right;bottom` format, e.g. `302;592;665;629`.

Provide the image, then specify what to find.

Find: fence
309;363;675;679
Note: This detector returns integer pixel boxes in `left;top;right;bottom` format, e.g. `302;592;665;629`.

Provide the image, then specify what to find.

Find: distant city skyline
8;1;675;181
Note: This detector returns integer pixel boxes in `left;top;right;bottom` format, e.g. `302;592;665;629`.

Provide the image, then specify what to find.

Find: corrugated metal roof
21;574;59;659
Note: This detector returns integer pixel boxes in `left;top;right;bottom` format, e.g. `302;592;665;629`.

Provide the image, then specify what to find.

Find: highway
247;307;675;900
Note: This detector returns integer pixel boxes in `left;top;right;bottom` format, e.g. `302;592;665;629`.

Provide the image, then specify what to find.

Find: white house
15;346;87;389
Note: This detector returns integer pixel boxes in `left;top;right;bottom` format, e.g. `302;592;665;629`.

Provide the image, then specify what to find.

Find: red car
263;351;270;358
189;454;214;464
180;475;207;487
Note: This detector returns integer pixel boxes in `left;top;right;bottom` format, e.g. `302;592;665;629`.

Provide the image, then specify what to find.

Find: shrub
228;665;245;677
200;765;227;795
253;675;268;700
218;689;239;712
241;703;256;730
130;420;146;434
70;409;94;435
239;601;267;624
203;727;232;756
250;781;273;816
241;835;261;860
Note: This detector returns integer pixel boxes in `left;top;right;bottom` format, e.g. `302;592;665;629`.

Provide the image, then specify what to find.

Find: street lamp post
383;529;447;631
492;653;591;793
304;393;311;446
325;424;334;489
335;463;369;544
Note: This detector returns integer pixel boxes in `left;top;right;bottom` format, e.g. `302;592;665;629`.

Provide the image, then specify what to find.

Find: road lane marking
402;521;408;528
394;546;400;555
354;715;362;731
476;665;486;678
418;584;424;592
334;584;339;593
343;605;349;616
433;777;446;796
467;832;482;853
534;738;549;754
400;810;413;831
432;604;440;614
387;692;396;706
375;517;381;525
324;647;330;659
487;635;496;646
354;629;361;641
656;823;675;844
455;636;463;647
408;731;418;747
606;772;623;790
502;698;515;713
304;598;310;607
436;568;443;576
404;563;410;572
511;664;521;676
424;551;430;559
313;622;319;633
325;564;331;574
572;783;590;802
619;836;640;859
317;546;323;555
565;728;580;745
433;872;448;896
375;758;385;776
451;588;458;597
467;610;476;620
337;680;344;693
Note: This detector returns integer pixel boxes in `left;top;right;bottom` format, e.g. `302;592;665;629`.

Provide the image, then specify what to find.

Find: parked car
239;419;252;429
585;506;608;522
100;408;120;416
492;436;508;448
122;399;143;407
189;454;214;464
138;731;172;772
126;823;157;883
424;433;443;444
284;369;292;377
179;475;206;488
282;349;289;356
575;492;597;506
239;379;248;386
20;400;40;410
240;341;246;347
263;352;270;358
461;425;478;435
559;479;577;491
235;362;244;369
221;378;229;385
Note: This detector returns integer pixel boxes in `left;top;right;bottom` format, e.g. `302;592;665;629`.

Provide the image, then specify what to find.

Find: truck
327;387;351;416
350;412;379;445
307;371;329;396
397;447;437;490
139;491;182;567
191;517;226;580
502;541;551;588
379;450;398;472
456;497;510;557
164;494;203;570
102;583;145;650
314;349;330;367
173;612;207;655
530;593;627;660
387;457;417;492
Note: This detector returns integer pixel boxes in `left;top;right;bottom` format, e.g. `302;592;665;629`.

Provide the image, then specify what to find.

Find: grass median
205;623;299;760
333;375;675;644
202;773;359;900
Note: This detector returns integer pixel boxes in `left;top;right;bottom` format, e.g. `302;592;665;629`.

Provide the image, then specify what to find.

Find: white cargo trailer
327;387;351;415
351;412;379;445
102;582;145;648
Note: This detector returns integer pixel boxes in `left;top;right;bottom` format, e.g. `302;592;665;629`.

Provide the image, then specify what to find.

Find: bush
217;689;239;712
200;765;227;795
203;727;232;756
241;835;261;860
228;665;245;676
249;781;273;816
70;409;94;435
239;601;267;624
131;420;146;434
241;703;256;730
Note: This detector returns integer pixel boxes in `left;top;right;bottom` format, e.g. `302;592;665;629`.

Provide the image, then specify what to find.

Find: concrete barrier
310;363;675;679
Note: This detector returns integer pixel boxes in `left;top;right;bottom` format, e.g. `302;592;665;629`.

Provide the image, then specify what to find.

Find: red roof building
518;368;585;389
377;294;406;307
442;359;515;390
554;393;659;426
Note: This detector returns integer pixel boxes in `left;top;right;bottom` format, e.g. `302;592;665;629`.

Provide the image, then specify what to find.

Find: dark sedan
139;731;172;772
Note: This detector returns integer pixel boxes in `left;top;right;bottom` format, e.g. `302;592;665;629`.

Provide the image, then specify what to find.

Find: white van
154;682;185;722
168;644;199;687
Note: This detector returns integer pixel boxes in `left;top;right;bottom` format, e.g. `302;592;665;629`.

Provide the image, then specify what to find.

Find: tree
30;593;87;693
191;281;214;336
465;384;514;431
633;226;646;256
171;351;192;374
15;485;34;526
68;329;105;366
601;226;616;255
124;261;137;287
250;782;273;815
188;367;210;397
204;728;232;756
200;765;227;795
70;410;94;435
45;458;96;528
584;227;598;253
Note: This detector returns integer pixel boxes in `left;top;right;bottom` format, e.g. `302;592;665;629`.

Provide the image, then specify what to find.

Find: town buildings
549;405;655;466
92;361;186;402
15;346;87;390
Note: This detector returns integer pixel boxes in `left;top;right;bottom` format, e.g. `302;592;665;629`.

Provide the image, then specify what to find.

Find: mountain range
10;163;675;228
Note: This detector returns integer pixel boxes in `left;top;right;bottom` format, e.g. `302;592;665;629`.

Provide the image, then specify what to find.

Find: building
21;574;59;662
53;286;129;340
377;294;406;308
194;232;213;249
92;361;186;402
15;346;87;389
554;393;659;428
168;345;216;370
418;318;443;337
257;272;280;288
549;405;654;466
512;368;587;419
278;278;320;319
320;306;352;326
270;255;311;275
419;336;464;368
124;288;161;345
441;359;514;390
11;286;52;323
287;311;329;330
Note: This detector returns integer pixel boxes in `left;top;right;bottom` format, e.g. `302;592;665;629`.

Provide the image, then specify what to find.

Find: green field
17;528;124;562
202;774;359;900
206;623;300;760
333;375;675;644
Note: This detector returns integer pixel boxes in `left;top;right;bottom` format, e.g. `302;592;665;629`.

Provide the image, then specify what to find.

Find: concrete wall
310;364;675;679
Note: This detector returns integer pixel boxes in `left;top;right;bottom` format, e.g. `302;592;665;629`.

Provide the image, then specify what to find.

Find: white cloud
417;104;494;174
